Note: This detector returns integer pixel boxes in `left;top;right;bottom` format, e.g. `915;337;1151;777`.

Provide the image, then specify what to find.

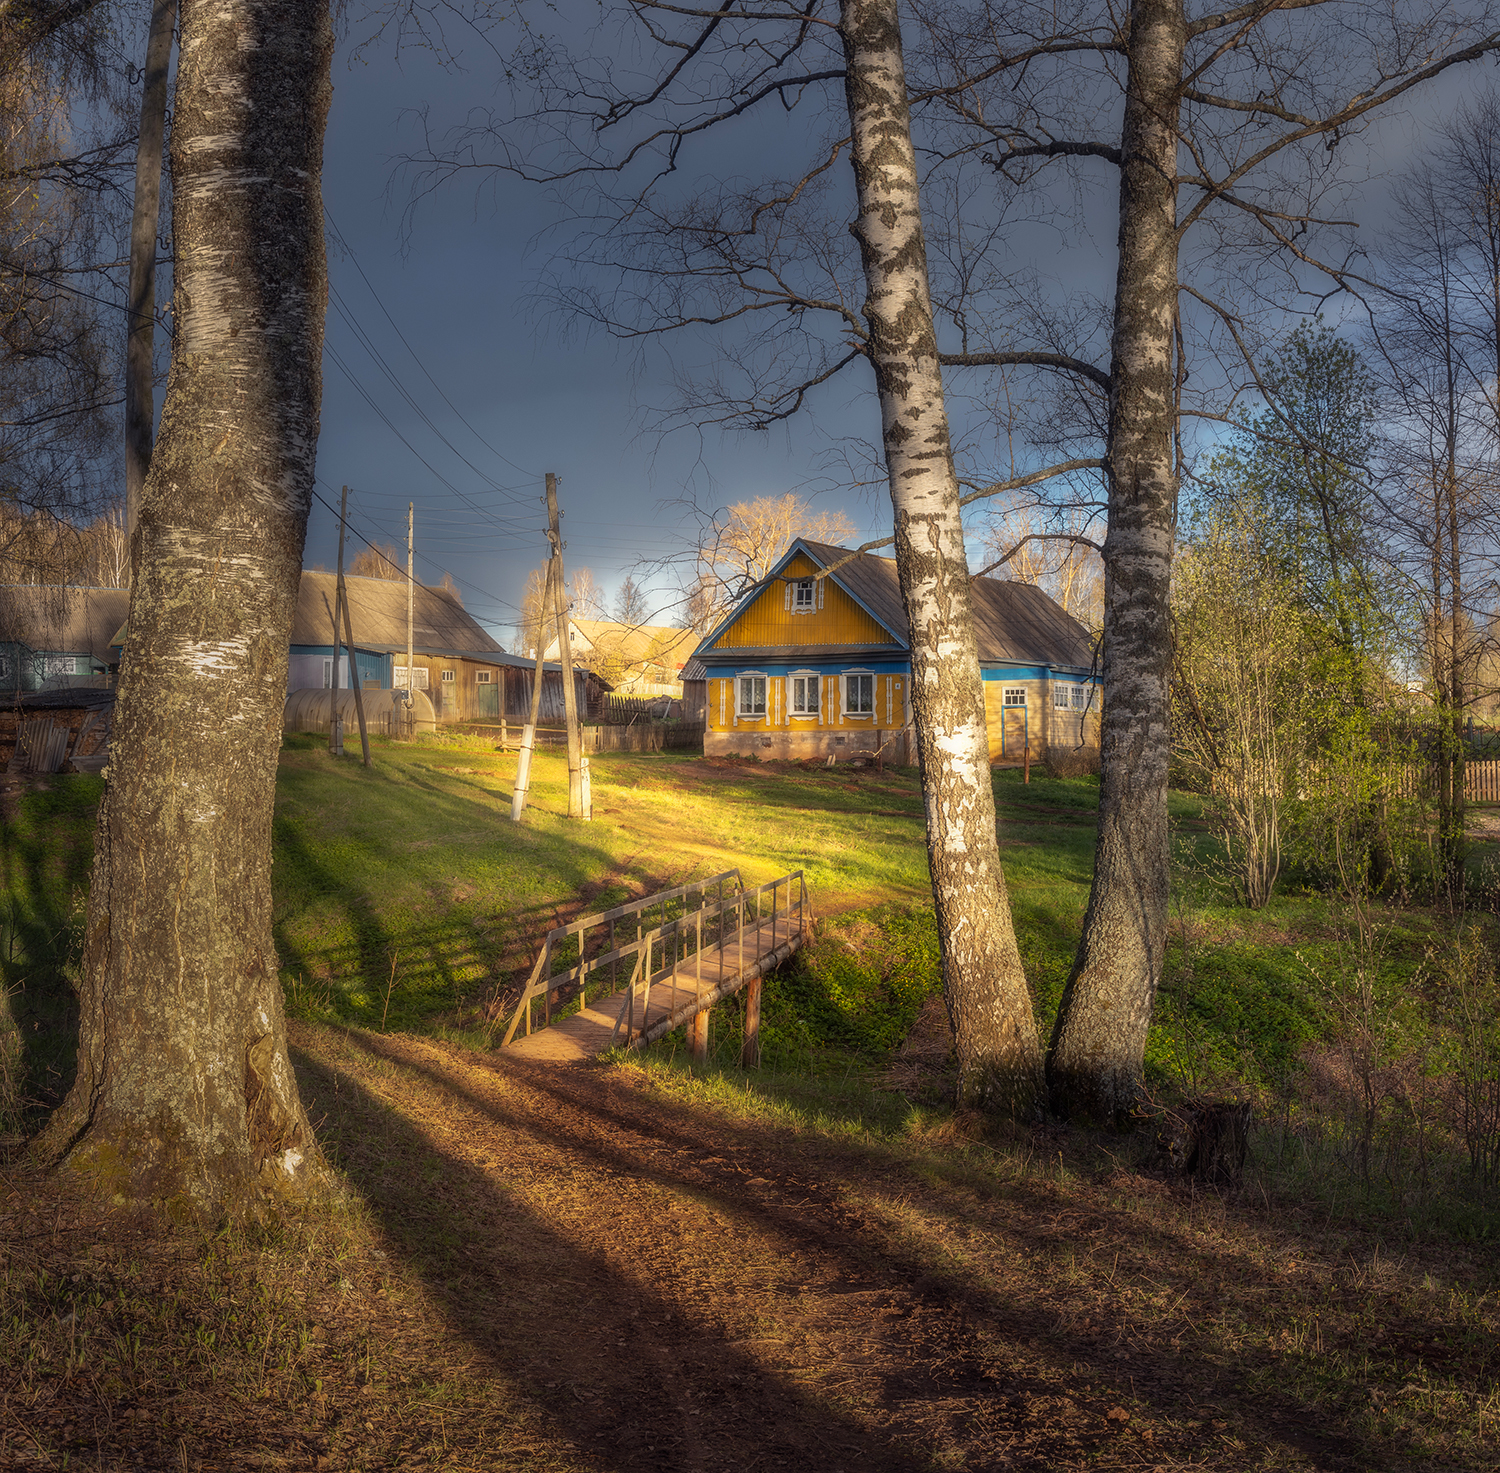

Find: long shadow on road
295;1026;1404;1472
294;1032;936;1473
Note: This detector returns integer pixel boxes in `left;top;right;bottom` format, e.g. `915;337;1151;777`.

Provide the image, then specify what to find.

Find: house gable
709;549;901;651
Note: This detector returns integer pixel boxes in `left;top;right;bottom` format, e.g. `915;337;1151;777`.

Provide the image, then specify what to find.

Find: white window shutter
817;579;824;609
784;581;791;611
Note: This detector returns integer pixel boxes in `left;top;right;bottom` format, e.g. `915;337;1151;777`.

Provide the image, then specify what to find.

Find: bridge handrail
609;869;806;1047
502;868;805;1048
552;869;742;944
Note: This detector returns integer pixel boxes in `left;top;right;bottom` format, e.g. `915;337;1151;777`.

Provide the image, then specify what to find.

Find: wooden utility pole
124;0;178;576
330;515;346;756
546;473;585;818
336;485;371;766
405;500;415;733
510;559;553;820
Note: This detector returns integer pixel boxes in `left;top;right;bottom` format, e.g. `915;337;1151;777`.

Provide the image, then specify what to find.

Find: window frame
1003;686;1027;708
440;668;456;683
792;579;815;611
842;669;875;719
789;669;820;718
476;669;493;684
737;671;768;717
1053;682;1075;710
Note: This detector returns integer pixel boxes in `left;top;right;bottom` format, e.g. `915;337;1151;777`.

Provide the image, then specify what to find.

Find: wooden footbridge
502;870;807;1064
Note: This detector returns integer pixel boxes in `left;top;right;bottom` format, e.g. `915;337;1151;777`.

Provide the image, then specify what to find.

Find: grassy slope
6;734;1491;1127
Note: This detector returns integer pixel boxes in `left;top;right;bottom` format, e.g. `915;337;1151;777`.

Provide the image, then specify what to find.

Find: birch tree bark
839;0;1043;1113
1045;0;1184;1122
36;0;335;1220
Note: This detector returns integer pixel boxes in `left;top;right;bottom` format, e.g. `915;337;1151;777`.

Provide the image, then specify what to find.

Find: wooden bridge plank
506;916;798;1064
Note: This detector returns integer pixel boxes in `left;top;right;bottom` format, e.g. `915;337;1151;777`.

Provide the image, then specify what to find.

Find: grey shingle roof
696;541;1098;671
292;572;506;656
0;586;132;661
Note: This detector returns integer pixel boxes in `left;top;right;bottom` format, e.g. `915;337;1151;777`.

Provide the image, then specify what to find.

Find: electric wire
324;206;542;486
309;480;523;621
322;343;543;534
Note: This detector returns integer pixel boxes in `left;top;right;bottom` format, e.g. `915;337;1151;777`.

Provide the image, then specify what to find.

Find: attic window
793;579;815;609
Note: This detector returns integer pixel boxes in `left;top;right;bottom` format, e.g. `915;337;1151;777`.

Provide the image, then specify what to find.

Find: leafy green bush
760;904;941;1058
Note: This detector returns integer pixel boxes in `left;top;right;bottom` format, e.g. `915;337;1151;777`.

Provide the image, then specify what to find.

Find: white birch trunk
1046;0;1184;1121
839;0;1042;1112
38;0;335;1219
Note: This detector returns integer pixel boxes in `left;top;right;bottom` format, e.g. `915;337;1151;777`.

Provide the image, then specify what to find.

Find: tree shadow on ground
298;1024;1420;1471
271;775;664;1030
294;1040;938;1472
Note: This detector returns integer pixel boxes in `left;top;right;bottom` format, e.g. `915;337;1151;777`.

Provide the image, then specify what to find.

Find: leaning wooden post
546;471;585;818
511;558;554;820
339;578;371;768
691;1005;709;1066
742;974;762;1069
336;486;371;767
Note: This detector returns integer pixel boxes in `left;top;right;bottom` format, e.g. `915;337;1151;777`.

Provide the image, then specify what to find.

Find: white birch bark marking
839;0;1042;1111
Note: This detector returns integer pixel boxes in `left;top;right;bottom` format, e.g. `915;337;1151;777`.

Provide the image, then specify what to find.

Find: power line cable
322;344;545;535
324;206;543;485
311;479;531;620
326;284;539;507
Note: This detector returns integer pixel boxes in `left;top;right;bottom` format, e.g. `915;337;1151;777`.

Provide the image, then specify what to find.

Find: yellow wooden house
684;539;1100;765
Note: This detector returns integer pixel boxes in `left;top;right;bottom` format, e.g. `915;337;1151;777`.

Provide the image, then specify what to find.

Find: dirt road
294;1026;1388;1472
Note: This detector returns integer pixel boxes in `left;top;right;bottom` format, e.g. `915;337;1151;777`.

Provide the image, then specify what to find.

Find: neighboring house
0;585;132;694
542;617;697;696
684;539;1100;764
288;572;597;724
108;572;596;726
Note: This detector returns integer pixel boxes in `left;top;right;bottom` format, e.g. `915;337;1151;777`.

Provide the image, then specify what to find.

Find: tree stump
1159;1099;1251;1186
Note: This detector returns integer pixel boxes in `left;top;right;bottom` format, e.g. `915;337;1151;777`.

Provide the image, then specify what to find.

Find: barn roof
546;617;697;670
0;585;132;661
291;571;507;656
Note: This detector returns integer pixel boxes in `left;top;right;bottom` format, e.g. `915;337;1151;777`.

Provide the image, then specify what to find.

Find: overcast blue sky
307;20;889;645
299;7;1471;647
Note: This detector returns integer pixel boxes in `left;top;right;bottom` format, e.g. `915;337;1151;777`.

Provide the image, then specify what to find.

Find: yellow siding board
715;553;894;649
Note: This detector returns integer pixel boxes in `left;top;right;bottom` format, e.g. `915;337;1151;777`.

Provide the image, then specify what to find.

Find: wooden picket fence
601;693;678;725
1467;759;1500;803
1384;759;1500;803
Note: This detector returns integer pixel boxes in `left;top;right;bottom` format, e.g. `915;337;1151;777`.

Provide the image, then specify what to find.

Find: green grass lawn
6;729;1500;1236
